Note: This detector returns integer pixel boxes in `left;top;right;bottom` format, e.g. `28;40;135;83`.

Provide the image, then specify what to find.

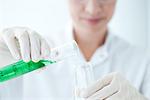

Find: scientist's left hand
77;72;146;100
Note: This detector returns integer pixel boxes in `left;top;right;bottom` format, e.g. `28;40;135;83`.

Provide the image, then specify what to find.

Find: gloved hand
0;27;50;62
77;72;146;100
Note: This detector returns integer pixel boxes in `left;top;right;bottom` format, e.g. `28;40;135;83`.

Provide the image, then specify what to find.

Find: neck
74;28;107;61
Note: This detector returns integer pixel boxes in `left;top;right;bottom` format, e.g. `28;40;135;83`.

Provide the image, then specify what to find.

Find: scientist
0;0;150;100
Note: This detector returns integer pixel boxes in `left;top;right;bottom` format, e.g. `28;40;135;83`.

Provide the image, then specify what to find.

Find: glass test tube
0;41;79;82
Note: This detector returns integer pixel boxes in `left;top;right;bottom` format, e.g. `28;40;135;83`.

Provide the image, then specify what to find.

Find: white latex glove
0;27;50;62
77;72;147;100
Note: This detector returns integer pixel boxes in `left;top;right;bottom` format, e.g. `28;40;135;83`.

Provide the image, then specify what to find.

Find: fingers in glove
86;83;118;100
87;72;120;100
79;72;120;98
40;38;51;59
29;31;41;62
2;29;21;60
15;30;31;62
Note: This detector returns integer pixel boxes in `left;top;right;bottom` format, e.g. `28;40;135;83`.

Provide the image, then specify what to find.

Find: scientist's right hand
0;27;50;62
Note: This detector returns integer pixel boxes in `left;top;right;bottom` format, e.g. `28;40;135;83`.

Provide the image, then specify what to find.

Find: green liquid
0;60;56;82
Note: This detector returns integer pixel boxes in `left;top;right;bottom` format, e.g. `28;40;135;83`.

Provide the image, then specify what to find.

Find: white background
148;0;150;49
0;0;149;48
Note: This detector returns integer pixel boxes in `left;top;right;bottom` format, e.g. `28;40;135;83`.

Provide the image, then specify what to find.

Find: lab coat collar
65;21;113;67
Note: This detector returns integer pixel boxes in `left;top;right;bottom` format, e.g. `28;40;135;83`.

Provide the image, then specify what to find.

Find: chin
86;24;106;30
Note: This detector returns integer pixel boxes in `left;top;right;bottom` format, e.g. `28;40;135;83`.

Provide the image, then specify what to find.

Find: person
0;0;149;100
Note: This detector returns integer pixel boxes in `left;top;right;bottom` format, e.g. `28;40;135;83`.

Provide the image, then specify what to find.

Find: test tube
0;40;79;82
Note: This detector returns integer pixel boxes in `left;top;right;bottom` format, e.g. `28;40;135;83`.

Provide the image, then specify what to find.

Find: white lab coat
0;23;150;100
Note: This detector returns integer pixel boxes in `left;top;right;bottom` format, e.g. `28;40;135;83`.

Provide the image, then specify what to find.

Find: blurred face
68;0;116;33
